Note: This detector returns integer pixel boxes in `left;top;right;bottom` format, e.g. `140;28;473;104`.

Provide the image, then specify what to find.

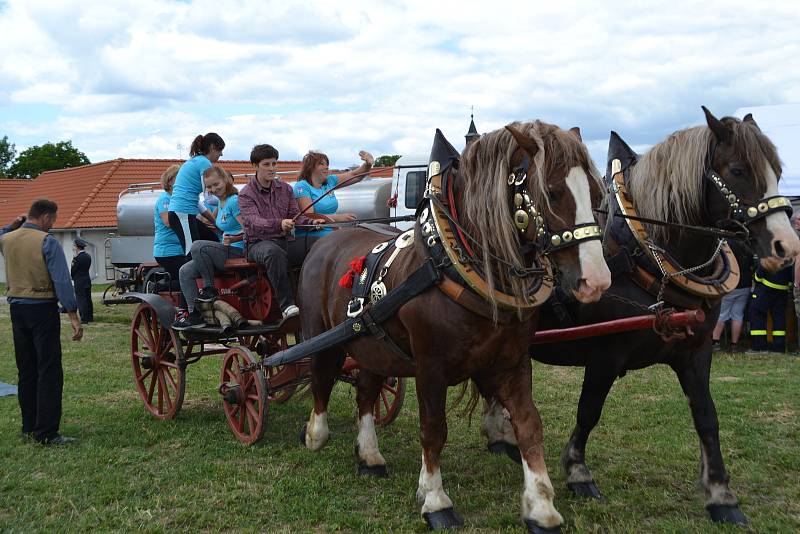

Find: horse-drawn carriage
107;175;405;445
107;109;797;531
126;256;406;445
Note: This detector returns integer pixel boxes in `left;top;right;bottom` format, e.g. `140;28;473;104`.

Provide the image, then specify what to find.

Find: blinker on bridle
509;155;603;253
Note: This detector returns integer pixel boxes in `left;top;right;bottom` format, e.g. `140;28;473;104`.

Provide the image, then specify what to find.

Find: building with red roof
0;159;393;283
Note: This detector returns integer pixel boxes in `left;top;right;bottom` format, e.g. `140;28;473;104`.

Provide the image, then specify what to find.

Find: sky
0;0;798;170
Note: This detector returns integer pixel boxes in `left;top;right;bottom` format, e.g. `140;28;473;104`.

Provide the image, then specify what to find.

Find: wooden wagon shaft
530;309;706;344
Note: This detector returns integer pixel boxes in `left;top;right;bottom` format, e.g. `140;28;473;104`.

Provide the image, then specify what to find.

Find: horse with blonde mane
296;121;610;532
482;107;799;526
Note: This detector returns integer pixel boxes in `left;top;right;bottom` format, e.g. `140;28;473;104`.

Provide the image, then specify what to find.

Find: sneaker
744;348;769;355
196;286;219;303
172;309;206;330
281;305;300;320
40;434;76;446
729;343;741;354
711;340;721;352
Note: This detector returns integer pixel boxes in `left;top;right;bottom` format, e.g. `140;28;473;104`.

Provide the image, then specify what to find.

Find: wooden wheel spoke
245;404;258;432
380;391;391;411
156;374;164;413
159;371;173;410
160;359;179;369
163;367;178;391
147;370;157;403
237;400;245;431
247;393;261;401
137;367;154;384
135;328;153;349
134;350;153;360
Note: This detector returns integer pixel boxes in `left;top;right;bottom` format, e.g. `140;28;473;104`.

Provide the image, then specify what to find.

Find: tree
0;135;15;177
9;140;90;179
374;154;401;167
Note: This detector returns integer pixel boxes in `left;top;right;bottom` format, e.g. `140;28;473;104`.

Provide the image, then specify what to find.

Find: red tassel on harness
338;255;367;288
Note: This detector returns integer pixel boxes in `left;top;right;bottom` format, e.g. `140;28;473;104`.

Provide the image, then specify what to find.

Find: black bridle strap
594;209;747;240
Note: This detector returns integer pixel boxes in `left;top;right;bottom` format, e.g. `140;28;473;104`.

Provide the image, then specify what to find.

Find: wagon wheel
102;283;118;303
263;331;303;403
374;376;406;426
130;302;185;419
220;347;268;445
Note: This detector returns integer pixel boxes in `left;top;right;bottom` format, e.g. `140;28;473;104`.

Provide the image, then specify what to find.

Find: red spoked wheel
220;347;268;445
374;376;406;426
130;302;185;419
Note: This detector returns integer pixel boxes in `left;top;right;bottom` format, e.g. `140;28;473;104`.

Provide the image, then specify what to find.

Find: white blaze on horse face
763;163;800;268
305;410;330;451
356;413;386;467
417;454;454;514
521;459;564;528
565;166;611;302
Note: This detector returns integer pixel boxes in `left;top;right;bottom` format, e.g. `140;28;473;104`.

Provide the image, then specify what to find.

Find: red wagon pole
531;309;706;344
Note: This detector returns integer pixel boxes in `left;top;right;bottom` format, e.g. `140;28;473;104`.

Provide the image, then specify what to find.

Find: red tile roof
0;159;394;229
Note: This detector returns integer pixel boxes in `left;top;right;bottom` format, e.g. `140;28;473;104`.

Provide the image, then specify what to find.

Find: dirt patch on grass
715;376;742;382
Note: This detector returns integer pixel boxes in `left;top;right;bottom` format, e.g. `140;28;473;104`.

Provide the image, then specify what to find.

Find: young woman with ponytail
167;132;226;256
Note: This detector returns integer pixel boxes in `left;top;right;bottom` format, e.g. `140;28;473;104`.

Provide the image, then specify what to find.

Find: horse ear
505;125;539;156
569;127;582;141
702;106;731;143
743;113;761;131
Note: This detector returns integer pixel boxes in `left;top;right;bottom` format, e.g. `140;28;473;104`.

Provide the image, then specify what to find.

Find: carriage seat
223;257;260;270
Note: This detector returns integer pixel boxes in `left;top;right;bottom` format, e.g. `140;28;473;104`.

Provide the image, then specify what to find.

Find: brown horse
296;121;611;532
482;107;800;526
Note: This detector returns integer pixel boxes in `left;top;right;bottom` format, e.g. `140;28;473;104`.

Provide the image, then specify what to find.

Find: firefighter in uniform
748;263;793;353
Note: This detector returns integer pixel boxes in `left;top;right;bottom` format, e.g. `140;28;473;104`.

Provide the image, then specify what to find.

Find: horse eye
730;167;743;177
548;189;560;202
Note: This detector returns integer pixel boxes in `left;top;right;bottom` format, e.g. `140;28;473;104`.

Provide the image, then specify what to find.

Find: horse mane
459;120;599;314
629;117;782;241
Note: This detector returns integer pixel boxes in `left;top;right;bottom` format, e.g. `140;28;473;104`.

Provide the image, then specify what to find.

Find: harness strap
263;258;440;367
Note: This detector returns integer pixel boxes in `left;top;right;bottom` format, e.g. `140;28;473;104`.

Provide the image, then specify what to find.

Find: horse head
502;122;611;303
701;106;799;271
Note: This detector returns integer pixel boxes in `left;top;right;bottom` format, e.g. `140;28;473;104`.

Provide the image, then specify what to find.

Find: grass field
0;296;798;533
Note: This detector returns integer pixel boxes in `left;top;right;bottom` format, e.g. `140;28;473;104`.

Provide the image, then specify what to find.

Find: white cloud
0;0;798;169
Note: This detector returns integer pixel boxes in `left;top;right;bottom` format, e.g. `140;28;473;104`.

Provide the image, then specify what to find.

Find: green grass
1;297;798;532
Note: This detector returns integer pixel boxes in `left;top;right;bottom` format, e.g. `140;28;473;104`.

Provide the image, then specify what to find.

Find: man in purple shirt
239;144;322;320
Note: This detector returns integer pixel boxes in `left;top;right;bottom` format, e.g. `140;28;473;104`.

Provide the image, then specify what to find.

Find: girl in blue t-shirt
153;164;187;286
292;149;374;256
168;132;225;256
173;166;244;329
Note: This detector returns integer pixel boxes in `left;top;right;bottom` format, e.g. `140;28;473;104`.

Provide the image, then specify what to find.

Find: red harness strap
447;175;474;257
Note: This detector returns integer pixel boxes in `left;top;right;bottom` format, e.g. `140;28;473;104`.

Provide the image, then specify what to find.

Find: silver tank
116;178;393;236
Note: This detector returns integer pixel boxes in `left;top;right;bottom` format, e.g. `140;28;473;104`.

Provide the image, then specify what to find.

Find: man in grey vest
0;199;84;445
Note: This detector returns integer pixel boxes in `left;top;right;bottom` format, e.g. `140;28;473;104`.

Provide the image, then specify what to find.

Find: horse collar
610;160;740;299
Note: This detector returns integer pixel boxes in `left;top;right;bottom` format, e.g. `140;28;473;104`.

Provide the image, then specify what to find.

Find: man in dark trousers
71;238;93;323
0;199;84;445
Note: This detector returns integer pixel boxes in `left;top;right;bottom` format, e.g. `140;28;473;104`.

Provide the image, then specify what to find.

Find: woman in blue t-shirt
173;166;245;329
153;164;187;285
168;132;225;256
291;149;374;255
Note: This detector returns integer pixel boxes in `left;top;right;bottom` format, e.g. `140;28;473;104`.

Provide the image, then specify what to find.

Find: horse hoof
567;481;603;500
299;423;307;446
524;519;562;533
706;504;748;525
423;507;464;530
487;441;506;455
504;442;522;464
357;461;388;478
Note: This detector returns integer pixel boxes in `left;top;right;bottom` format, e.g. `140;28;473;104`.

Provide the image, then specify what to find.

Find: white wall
0;227;117;285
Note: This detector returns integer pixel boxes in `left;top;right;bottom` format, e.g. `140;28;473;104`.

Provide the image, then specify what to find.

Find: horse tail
449;380;482;424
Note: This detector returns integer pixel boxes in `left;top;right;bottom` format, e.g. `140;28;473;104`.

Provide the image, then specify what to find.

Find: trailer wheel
130;302;185;419
220;347;268;445
374;376;406;426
